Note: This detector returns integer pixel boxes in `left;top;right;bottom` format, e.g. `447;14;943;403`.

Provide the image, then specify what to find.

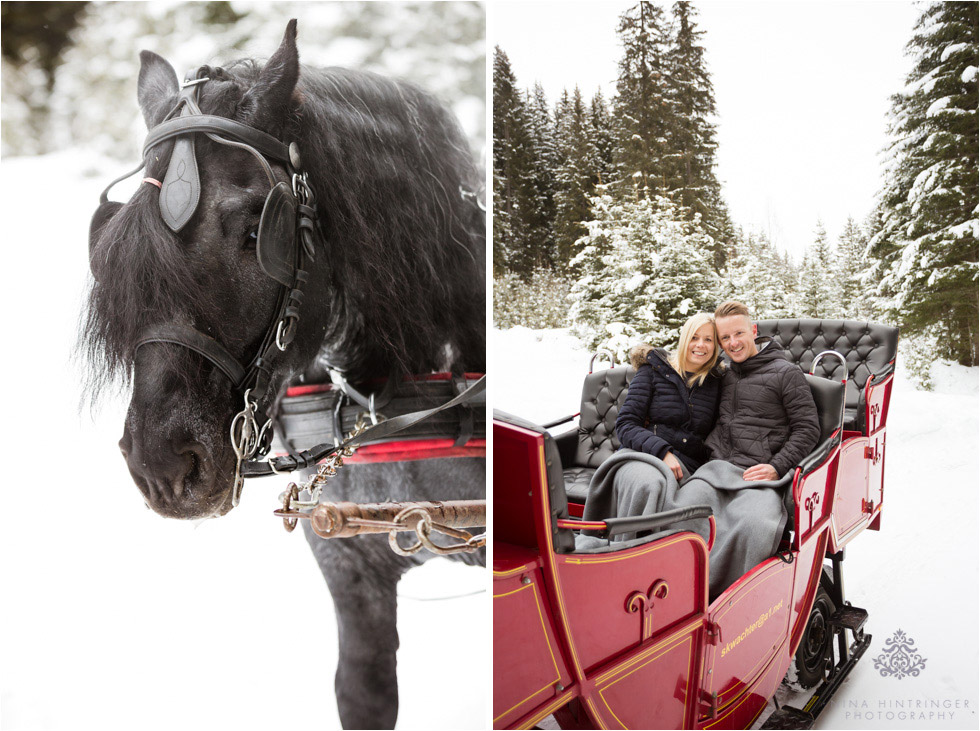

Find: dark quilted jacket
615;348;722;474
705;337;820;477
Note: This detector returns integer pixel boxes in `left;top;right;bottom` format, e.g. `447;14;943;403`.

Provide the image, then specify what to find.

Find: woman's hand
663;452;685;481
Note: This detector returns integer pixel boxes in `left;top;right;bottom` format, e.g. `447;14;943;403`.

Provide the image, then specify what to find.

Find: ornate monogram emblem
872;629;927;679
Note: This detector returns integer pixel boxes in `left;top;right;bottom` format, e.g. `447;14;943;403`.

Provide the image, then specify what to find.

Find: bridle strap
241;375;487;478
136;323;247;386
143;115;291;165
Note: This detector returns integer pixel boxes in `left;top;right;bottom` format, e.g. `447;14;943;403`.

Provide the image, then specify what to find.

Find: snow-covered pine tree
493;46;552;277
611;1;672;193
797;221;842;318
836;216;875;319
590;89;615;187
554;86;598;269
569;190;720;359
663;3;721;225
527;82;559;266
721;230;794;318
866;1;978;365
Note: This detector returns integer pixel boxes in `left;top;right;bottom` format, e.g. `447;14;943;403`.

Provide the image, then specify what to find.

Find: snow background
0;2;487;726
494;326;979;730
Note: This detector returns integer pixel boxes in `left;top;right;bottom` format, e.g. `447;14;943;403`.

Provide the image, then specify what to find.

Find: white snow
0;154;487;729
926;96;952;117
940;42;970;63
962;66;978;84
494;326;979;730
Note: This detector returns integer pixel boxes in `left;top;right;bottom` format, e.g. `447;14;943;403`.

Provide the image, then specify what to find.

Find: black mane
82;57;485;400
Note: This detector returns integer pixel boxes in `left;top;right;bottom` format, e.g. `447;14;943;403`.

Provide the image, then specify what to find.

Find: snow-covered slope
494;326;979;730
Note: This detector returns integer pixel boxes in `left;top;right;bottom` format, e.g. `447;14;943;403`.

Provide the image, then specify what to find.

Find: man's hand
664;452;685;481
743;463;778;481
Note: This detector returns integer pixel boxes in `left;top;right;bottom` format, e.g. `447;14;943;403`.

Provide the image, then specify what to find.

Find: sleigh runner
494;318;898;730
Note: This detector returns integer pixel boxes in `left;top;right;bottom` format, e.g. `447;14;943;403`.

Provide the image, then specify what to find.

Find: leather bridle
97;67;488;508
98;69;318;503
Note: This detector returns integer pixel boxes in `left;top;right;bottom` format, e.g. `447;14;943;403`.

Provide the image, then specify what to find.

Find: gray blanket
581;450;790;599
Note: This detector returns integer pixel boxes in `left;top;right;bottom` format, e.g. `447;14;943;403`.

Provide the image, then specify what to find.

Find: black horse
83;21;485;729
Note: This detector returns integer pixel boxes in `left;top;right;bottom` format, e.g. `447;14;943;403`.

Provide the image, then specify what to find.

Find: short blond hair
669;312;721;386
714;300;752;320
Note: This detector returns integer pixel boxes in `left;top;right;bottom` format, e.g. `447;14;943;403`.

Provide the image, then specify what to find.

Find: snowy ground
0;152;487;729
495;326;979;730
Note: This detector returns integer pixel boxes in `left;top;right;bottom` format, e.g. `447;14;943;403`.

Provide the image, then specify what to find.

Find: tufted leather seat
563;367;634;502
756;319;898;432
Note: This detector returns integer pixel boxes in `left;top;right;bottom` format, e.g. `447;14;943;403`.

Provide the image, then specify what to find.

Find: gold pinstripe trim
493;563;533;579
537;441;584;678
702;638;787;728
492;582;562;723
597;635;693;730
517;693;569;730
560;532;708;565
595;616;703;685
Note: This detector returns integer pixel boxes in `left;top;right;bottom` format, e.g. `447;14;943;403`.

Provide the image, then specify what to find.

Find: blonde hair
669;312;721;386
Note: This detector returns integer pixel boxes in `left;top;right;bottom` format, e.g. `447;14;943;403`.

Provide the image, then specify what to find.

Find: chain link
277;415;368;530
273;414;484;555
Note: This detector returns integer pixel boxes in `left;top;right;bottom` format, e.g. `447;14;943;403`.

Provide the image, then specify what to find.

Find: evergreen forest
493;1;978;377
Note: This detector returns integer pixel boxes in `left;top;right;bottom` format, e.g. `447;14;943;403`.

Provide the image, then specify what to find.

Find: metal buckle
275;317;297;351
292;172;312;204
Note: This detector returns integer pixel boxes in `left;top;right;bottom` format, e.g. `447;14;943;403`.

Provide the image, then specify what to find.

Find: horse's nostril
174;441;207;497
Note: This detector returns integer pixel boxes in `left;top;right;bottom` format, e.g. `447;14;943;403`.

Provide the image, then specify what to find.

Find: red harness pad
282;372;485;465
343;438;486;464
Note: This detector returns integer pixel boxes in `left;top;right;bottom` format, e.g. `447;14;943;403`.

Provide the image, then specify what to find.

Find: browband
143;115;291;165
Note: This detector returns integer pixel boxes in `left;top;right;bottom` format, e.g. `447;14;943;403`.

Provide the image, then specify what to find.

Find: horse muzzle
119;425;235;519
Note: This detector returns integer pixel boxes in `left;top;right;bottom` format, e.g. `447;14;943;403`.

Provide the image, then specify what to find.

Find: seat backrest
494;410;576;553
805;373;845;443
756;319;898;418
573;366;634;468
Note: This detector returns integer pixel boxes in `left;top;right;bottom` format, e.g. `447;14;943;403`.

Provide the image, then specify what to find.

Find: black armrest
605;505;713;538
543;413;578;429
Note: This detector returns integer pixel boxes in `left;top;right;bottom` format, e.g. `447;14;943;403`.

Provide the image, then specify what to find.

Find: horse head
85;21;328;519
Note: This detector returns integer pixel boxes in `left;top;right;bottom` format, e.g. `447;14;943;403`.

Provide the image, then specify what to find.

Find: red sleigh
494;319;898;729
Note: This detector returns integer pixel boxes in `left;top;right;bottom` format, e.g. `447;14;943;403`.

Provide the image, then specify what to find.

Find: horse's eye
243;226;258;250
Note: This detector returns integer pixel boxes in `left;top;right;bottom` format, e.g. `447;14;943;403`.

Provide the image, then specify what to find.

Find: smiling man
706;301;820;481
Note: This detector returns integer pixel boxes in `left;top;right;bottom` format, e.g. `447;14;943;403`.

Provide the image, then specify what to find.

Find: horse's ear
137;50;179;127
238;19;300;135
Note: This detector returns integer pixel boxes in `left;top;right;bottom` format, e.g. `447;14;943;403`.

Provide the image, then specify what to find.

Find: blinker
257;182;298;287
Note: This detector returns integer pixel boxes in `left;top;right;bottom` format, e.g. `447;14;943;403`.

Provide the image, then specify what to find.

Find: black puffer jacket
705;337;820;477
615;346;722;474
